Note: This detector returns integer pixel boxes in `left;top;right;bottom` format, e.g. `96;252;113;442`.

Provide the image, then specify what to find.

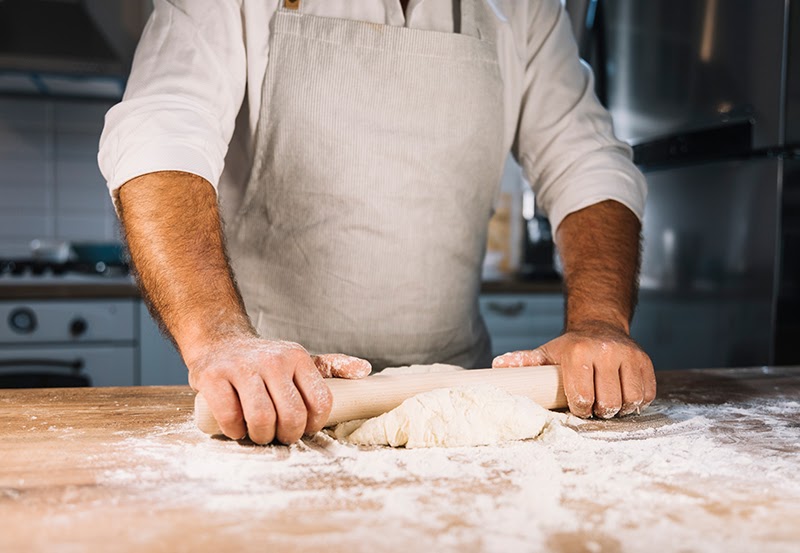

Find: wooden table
1;367;799;553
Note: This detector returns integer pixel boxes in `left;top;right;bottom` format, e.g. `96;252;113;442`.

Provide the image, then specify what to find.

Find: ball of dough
332;385;559;448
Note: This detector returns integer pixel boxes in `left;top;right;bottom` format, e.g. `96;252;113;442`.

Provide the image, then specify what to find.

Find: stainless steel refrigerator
568;0;800;368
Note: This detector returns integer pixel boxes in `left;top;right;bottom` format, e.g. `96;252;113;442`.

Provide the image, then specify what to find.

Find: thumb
313;353;372;379
492;348;552;368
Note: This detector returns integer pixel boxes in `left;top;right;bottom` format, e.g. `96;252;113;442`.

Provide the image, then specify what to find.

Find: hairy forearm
555;200;642;334
115;171;255;363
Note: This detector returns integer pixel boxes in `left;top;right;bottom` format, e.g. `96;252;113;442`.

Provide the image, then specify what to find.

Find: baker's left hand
492;320;657;419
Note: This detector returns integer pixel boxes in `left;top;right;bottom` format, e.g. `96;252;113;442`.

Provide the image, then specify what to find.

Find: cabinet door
138;303;188;386
0;345;135;387
479;294;564;359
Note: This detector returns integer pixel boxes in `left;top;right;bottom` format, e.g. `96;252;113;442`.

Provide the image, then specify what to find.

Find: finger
618;360;645;416
235;377;277;445
640;353;657;408
313;354;372;379
492;348;551;368
265;371;308;445
203;380;247;440
561;345;595;418
294;364;334;434
593;357;622;419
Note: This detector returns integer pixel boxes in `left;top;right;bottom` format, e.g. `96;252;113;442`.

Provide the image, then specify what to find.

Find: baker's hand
492;321;656;418
187;337;371;444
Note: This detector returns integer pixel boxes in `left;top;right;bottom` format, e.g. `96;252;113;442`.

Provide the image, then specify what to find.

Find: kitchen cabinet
479;293;564;358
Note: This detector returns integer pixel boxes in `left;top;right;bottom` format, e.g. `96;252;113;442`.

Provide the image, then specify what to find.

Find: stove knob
70;318;88;338
9;308;37;334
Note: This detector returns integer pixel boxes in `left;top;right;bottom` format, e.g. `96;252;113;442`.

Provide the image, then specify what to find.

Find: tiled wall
0;97;118;257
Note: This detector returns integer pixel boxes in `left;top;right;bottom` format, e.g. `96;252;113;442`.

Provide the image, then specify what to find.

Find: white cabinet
479;293;564;359
137;302;189;386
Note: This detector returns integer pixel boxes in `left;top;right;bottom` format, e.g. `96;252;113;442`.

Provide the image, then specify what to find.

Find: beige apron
228;1;506;369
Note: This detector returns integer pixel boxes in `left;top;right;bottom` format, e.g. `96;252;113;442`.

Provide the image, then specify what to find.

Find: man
99;0;656;445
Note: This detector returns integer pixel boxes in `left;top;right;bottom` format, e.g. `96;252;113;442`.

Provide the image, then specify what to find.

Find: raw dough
330;364;565;448
378;363;463;376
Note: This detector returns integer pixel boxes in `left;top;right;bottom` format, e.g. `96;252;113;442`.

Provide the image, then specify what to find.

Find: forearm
115;171;255;364
555;200;641;334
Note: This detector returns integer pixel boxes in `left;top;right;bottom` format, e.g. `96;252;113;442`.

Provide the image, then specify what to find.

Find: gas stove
0;256;138;387
0;246;138;390
0;258;134;291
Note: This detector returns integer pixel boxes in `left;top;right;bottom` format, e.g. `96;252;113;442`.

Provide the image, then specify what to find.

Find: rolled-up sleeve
98;0;246;194
512;0;646;231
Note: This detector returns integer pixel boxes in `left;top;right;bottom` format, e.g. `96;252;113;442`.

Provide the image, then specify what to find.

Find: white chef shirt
98;0;646;231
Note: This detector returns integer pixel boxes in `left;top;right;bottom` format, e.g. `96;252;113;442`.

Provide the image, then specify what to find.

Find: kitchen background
0;0;798;388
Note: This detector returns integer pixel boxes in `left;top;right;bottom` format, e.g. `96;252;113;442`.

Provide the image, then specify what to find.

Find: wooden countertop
1;367;799;552
0;277;559;300
480;275;562;294
0;280;140;300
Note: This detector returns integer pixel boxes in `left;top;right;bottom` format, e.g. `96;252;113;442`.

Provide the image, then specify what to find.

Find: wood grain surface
1;367;799;553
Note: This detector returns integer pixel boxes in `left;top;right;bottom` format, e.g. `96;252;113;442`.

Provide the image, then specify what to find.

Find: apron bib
228;1;506;369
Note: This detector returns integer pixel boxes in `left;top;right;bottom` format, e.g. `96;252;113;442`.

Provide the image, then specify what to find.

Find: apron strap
460;0;480;39
461;1;497;43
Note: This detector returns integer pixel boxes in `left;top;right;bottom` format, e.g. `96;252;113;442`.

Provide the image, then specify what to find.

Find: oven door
0;346;136;388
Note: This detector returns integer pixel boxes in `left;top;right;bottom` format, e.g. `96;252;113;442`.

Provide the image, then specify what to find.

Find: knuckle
316;386;334;413
216;409;244;429
625;384;645;402
276;424;305;445
565;357;593;375
280;408;307;431
305;392;333;424
570;342;592;358
246;409;277;430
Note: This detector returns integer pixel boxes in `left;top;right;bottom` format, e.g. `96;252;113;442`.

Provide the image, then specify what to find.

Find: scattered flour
91;396;800;552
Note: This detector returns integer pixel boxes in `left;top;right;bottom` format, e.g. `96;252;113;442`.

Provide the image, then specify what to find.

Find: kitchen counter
480;275;562;294
0;278;555;300
1;367;799;552
0;275;559;300
0;279;140;300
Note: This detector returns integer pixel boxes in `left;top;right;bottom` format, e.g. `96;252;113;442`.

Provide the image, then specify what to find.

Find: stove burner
0;258;130;279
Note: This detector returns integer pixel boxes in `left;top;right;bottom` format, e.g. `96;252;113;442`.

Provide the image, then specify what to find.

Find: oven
0;300;137;387
0;252;139;388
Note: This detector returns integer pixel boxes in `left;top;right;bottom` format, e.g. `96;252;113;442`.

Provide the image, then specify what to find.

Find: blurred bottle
519;187;559;280
483;157;524;280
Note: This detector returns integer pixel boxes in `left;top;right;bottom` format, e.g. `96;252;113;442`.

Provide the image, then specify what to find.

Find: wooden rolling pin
194;365;565;436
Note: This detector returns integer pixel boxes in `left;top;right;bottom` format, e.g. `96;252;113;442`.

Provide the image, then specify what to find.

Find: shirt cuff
101;143;218;195
542;166;647;233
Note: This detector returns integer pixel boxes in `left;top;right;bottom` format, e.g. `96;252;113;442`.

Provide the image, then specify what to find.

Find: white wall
0;97;118;257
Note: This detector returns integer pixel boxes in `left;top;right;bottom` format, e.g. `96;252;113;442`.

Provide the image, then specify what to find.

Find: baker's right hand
186;337;371;445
